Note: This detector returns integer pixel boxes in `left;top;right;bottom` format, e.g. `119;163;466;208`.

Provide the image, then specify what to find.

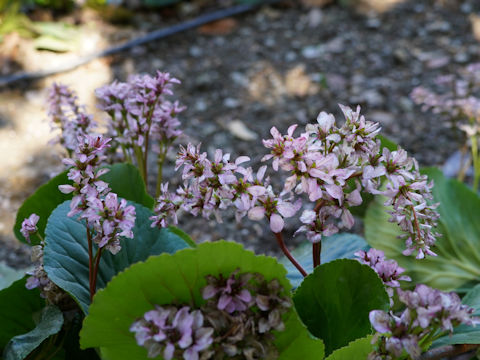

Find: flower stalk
274;232;307;277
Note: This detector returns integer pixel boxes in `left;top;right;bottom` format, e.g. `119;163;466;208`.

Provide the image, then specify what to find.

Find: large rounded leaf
14;171;70;245
325;336;373;360
14;163;154;245
100;163;154;209
43;200;189;314
364;167;480;292
280;233;369;288
4;305;63;360
80;241;325;360
0;263;28;290
0;278;44;352
293;259;389;356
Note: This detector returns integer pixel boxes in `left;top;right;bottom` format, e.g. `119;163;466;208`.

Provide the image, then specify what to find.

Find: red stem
313;242;321;268
274;232;307;277
312;199;324;268
86;227;94;300
91;247;103;299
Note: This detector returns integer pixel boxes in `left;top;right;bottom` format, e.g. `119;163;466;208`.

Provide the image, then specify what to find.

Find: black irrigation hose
0;0;282;88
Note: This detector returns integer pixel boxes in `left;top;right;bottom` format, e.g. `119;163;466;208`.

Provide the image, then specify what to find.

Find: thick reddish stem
313;242;321;268
312;199;324;268
86;228;94;300
274;232;307;277
91;247;103;299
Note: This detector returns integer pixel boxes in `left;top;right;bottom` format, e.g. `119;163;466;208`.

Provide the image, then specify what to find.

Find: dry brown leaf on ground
351;0;405;14
285;64;318;97
470;14;480;42
197;18;238;35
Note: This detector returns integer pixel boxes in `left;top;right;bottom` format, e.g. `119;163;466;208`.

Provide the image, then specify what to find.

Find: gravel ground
1;0;479;268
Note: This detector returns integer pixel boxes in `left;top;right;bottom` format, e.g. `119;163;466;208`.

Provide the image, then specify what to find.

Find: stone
227;120;258;141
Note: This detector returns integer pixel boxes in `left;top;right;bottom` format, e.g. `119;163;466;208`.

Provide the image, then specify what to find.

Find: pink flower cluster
152;105;440;259
25;241;69;304
96;71;185;160
130;306;213;360
151;144;300;233
130;272;291;359
59;134;136;254
263;106;439;258
80;193;136;255
47;83;96;154
202;272;252;314
355;248;411;304
369;284;480;359
58;135;111;217
411;63;480;134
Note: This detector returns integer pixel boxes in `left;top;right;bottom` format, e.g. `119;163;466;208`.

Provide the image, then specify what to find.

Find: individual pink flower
20;214;40;243
203;272;253;314
247;188;301;233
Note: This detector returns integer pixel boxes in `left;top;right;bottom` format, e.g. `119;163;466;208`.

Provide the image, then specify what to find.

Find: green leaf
325;336;373;360
4;306;64;360
167;226;196;248
275;309;325;360
80;241;324;360
377;134;398;152
462;284;480;316
280;233;369;288
100;163;154;209
31;22;78;41
364;167;480;292
433;284;480;346
14;171;70;245
293;259;389;356
0;278;44;352
0;263;28;290
14;163;153;245
43;200;189;314
34;35;76;52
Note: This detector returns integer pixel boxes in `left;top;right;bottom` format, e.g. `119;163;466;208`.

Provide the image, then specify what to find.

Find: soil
1;0;479;269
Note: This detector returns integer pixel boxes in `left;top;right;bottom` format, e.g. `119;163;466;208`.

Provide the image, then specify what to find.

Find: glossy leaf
100;163;154;209
325;336;373;360
43;200;189;313
280;233;369;288
364;167;480;292
275;309;325;360
4;306;64;360
378;134;398;152
166;226;196;248
80;241;324;360
14;171;70;245
293;259;389;356
0;278;44;352
14;163;154;245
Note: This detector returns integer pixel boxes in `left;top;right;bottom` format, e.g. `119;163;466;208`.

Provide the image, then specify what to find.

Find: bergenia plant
1;70;479;360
